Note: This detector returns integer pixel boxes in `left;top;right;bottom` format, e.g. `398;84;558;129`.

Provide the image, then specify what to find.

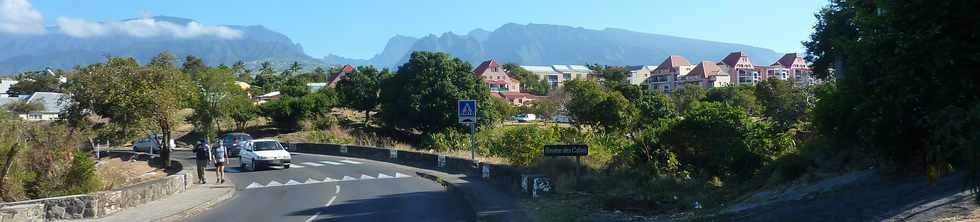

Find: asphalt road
173;150;467;222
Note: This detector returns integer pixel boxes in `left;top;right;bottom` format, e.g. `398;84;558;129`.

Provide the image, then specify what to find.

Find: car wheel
239;157;246;170
283;164;290;169
250;158;258;171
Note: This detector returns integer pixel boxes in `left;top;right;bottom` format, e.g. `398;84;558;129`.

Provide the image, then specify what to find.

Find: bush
307;127;355;144
486;126;559;166
420;128;469;152
64;151;102;195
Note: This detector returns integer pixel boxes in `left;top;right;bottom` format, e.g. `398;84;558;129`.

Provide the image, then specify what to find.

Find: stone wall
0;164;188;221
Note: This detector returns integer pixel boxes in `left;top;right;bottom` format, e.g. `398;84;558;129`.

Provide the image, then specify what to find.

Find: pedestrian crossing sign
458;100;477;124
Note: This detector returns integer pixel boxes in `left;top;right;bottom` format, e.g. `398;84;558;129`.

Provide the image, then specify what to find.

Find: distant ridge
322;23;783;68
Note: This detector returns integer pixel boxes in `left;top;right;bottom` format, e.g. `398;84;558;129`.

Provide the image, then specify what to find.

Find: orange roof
327;64;355;87
719;51;753;67
653;55;691;73
689;61;727;78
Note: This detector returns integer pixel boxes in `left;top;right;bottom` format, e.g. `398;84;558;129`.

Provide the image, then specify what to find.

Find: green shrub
64;151;102;195
486;126;559;166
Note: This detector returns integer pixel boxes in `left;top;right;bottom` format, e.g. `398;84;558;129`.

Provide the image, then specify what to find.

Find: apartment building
650;55;696;93
626;65;658;85
718;52;761;86
474;60;521;93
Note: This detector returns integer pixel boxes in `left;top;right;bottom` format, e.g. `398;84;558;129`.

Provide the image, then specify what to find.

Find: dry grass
96;155;166;190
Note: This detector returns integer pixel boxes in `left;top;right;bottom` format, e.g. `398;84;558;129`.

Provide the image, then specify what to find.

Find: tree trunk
158;118;172;169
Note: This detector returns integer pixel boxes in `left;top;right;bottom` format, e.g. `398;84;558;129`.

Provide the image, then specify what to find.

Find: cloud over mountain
56;16;244;39
0;0;45;34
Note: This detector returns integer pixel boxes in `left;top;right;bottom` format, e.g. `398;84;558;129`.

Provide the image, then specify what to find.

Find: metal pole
470;123;477;166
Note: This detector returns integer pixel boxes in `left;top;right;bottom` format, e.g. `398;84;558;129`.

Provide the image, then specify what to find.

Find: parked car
514;113;537;122
551;115;572;123
239;139;292;171
218;133;253;157
132;134;176;154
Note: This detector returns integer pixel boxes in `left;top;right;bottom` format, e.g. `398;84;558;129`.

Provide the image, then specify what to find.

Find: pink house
326;64;355;87
474;59;521;93
718;51;761;86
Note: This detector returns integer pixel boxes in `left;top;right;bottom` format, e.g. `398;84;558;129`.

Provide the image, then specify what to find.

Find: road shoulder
73;184;235;222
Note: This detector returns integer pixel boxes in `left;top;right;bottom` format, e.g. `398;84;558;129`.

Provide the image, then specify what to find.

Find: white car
514;113;537;122
551;115;572;123
132;135;176;154
239;139;292;171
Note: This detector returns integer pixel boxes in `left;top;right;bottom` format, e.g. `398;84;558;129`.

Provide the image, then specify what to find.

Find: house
255;91;281;104
0;80;17;97
474;60;521;93
682;61;731;88
306;83;327;93
491;92;543;106
0;92;68;121
718;52;761;86
626;65;658;85
520;65;562;88
551;65;593;81
650;55;696;93
326;64;355;87
772;53;818;86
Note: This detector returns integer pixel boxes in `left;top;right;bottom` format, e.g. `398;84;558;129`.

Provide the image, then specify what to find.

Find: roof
719;51;754;67
653;55;691;73
688;61;728;78
327;64;355;87
473;59;502;75
568;65;591;72
0;80;17;94
0;97;19;107
628;65;658;72
492;92;542;100
235;81;251;90
251;138;280;142
773;53;808;68
551;65;592;73
520;65;558;74
257;91;280;98
26;92;67;113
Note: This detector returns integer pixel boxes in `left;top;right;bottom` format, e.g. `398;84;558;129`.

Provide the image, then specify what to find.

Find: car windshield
252;141;283;151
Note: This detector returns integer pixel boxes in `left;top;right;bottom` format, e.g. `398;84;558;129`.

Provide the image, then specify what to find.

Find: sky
7;0;829;59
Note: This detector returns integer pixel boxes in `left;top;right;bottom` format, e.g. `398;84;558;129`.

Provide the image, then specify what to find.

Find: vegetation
804;0;980;198
336;66;390;127
502;63;548;95
8;69;64;96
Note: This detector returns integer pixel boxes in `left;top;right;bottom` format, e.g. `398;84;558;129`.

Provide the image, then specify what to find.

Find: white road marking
322;177;337;182
341;176;356;181
245;182;263;189
339;160;362;164
335;185;340;194
377;173;393;179
305;178;321;184
290;164;306;168
395;172;412;178
319;160;344;165
266;180;283;187
305;211;321;222
285;179;301;185
326;195;337;206
360;174;375;180
300;162;325;167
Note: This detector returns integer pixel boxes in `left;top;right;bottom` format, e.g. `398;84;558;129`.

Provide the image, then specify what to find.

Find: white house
627;65;658;85
520;65;562;88
0;92;68;121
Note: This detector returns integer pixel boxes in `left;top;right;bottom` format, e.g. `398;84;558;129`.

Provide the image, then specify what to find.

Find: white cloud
0;0;45;34
57;16;244;39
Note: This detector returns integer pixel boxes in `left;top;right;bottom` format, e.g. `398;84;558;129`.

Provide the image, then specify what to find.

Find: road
173;150;467;222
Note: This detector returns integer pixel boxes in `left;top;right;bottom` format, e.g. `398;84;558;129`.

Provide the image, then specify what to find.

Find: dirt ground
96;154;167;190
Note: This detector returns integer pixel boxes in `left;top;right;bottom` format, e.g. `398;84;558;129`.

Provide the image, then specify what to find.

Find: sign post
543;144;589;179
458;100;478;166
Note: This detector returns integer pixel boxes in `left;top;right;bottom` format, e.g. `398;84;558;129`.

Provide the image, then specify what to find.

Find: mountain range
324;23;783;69
0;16;784;74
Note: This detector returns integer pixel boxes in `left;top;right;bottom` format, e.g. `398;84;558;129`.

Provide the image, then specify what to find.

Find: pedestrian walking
213;140;228;184
193;140;213;184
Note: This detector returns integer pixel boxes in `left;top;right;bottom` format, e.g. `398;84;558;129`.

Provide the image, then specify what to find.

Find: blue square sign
458;100;477;124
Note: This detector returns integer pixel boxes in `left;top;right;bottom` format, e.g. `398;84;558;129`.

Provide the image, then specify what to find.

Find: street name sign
543;144;589;156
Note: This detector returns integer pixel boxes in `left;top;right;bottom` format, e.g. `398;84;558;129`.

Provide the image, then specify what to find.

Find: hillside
323;23;783;68
0;16;322;74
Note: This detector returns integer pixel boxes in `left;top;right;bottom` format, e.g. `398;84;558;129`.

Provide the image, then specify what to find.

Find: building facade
650;55;696;93
627;65;658;85
718;52;761;86
474;60;521;93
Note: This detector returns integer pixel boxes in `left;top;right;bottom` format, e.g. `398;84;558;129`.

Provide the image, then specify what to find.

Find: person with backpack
194;140;213;184
213;140;228;184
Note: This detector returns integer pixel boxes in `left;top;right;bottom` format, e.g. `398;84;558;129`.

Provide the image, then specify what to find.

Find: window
563;74;572;80
28;113;41;120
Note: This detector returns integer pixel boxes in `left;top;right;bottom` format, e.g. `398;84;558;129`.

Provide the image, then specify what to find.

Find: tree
707;85;762;116
754;79;807;130
282;62;303;77
663;102;761;181
502;63;548;95
563;80;607;127
588;64;630;83
336;66;388;127
66;53;196;168
231;61;253;84
804;0;980;193
260;89;337;130
379;51;496;133
8;70;63;96
2;100;42;114
181;55;207;77
189;66;240;140
635;91;677;128
671;84;706;113
226;93;257;130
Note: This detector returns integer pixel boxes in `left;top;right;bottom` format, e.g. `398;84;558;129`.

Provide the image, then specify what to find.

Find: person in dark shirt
193;140;213;184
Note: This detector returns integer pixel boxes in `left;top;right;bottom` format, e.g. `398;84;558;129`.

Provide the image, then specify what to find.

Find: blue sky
27;0;828;59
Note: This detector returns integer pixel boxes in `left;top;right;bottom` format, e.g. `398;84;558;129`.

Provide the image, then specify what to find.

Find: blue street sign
458;100;477;124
